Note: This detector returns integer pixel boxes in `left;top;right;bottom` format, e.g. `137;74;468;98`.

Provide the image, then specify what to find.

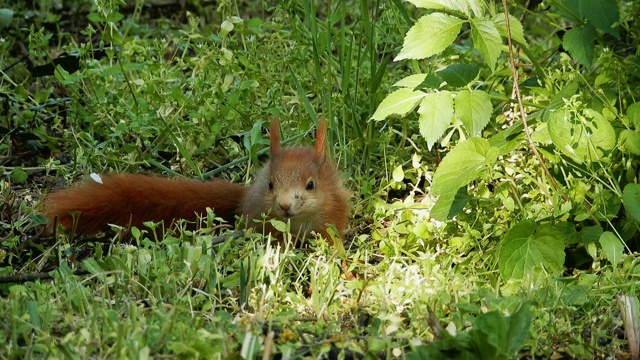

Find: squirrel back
42;118;349;240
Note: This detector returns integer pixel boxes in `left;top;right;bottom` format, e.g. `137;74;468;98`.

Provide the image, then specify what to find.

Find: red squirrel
42;118;349;242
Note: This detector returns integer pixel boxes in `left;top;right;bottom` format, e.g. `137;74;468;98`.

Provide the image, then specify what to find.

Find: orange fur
43;174;248;234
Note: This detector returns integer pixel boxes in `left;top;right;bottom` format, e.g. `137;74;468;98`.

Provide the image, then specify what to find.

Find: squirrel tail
42;173;248;234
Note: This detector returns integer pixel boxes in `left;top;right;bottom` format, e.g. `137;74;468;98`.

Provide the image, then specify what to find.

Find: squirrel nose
279;202;291;211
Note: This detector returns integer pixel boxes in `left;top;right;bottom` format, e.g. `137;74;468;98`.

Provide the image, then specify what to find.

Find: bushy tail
42;174;249;234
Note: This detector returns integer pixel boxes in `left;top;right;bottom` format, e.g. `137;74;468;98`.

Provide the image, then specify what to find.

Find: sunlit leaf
395;13;465;61
599;231;624;266
492;14;527;45
418;91;454;149
548;108;615;163
455;90;493;137
432;138;499;196
371;88;426;120
470;18;502;71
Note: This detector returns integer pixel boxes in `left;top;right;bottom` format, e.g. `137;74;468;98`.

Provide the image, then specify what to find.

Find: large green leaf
455;90;493;137
623;184;640;224
470;18;502;71
562;24;596;66
395;13;465;61
583;0;619;36
418;91;454;149
498;220;566;280
371;88;426;120
431;138;499;196
548;108;615;163
492;14;527;45
585;0;619;36
560;0;619;36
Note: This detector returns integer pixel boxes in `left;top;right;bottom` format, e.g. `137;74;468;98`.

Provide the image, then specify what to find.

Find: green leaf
498;220;566;280
431;186;473;221
416;74;443;90
548;81;579;110
582;225;604;245
405;0;478;16
393;74;428;88
536;222;579;245
619;130;640;155
418;91;454;149
395;13;465;61
599;231;624;266
87;12;106;23
436;64;479;88
581;0;620;37
469;311;507;359
371;88;426;120
12;167;28;184
591;189;621;221
492;14;527;45
82;258;105;275
623;184;640;224
548;108;615;163
506;305;533;356
432;138;499;196
27;300;41;329
392;165;405;182
562;24;596;67
489;122;525;155
628;102;640;128
455;90;493;137
106;12;124;23
470;18;502;71
0;8;14;29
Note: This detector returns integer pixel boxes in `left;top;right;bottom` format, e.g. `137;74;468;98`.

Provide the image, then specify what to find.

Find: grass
1;0;638;358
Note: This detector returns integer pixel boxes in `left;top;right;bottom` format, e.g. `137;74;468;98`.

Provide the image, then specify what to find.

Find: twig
501;0;561;191
0;269;89;284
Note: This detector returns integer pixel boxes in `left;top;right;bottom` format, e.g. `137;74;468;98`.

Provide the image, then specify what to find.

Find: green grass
1;0;639;358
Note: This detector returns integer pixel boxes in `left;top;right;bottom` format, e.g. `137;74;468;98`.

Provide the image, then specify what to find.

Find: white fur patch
90;173;104;184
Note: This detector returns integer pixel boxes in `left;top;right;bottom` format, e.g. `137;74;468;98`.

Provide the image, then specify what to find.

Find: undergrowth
1;0;640;358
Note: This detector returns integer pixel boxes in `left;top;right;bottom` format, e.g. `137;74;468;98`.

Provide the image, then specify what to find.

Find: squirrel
42;118;349;242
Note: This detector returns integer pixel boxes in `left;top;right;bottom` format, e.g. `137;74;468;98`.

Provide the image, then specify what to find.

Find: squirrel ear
315;117;327;161
269;117;281;155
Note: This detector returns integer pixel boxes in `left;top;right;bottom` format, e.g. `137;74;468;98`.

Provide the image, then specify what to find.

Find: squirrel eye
268;181;274;190
306;180;315;190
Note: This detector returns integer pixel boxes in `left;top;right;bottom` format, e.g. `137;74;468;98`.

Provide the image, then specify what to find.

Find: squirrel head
260;118;337;230
241;117;347;240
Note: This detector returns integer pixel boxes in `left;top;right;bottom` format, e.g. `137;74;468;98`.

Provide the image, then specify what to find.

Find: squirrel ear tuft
269;117;281;155
314;118;327;161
